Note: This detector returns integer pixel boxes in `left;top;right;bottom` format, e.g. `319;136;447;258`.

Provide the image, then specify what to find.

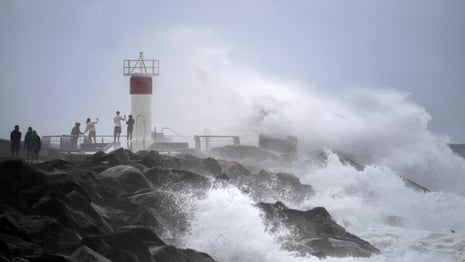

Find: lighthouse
123;52;159;142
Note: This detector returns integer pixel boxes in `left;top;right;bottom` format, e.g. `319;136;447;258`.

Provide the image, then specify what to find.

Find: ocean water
158;49;465;261
181;148;465;262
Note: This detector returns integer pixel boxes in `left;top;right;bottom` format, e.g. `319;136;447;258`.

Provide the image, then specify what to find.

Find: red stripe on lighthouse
130;76;152;94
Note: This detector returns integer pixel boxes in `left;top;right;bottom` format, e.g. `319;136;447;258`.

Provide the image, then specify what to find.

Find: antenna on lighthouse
123;52;159;146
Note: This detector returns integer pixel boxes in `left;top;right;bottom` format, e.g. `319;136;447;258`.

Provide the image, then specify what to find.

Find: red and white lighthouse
123;52;159;141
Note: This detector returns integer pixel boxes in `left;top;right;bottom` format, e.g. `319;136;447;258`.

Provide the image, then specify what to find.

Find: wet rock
226;168;313;203
217;160;251;179
144;167;212;194
103;230;154;262
31;196;79;231
151;245;217;262
209;145;284;169
257;202;380;258
0;149;379;261
127;190;189;241
70;245;111;262
100;148;130;166
3;212;81;254
29;254;76;262
0;160;49;212
401;177;430;193
133;151;222;178
98;165;153;193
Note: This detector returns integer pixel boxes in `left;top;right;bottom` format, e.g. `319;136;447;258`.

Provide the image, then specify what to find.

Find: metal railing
41;133;241;153
41;135;126;152
123;52;159;76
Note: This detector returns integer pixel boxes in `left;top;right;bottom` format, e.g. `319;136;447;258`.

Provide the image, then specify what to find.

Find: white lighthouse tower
123;52;159;143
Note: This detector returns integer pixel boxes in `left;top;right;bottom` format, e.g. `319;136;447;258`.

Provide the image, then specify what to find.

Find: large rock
144;167;212;194
218;163;313;203
70;245;111;262
151;245;217;262
103;230;155;262
127;190;189;242
0;150;381;261
0;160;49;212
98;165;153;193
1;212;81;254
257;202;380;258
134;151;222;178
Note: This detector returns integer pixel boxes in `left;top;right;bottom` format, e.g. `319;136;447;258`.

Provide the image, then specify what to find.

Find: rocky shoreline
0;148;380;261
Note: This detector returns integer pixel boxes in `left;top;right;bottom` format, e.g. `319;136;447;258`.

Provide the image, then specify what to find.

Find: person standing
84;118;98;143
24;127;35;162
32;130;41;162
126;115;135;141
71;122;83;149
113;111;126;142
10;125;21;157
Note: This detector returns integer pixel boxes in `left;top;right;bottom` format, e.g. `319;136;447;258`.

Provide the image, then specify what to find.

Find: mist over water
150;28;465;260
155;28;465;195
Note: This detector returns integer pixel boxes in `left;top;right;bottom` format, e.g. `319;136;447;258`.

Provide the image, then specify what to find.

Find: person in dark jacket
24;127;37;162
71;122;83;149
10;125;21;157
126;115;135;140
32;130;41;161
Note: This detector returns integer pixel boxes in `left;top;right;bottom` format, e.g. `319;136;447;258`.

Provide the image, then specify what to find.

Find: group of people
9;111;137;160
10;125;41;162
71;117;99;148
113;111;135;142
70;111;135;148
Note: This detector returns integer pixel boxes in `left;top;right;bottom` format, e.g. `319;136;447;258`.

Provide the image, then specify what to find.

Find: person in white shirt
84;117;99;143
113;111;126;142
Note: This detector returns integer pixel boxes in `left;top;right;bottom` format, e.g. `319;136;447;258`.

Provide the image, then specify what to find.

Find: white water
183;186;360;262
158;29;465;261
297;151;465;261
182;153;465;261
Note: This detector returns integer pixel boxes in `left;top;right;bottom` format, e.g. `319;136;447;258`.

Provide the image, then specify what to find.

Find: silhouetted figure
10;125;21;157
71;122;83;149
126;115;135;140
24;127;40;162
113;111;126;142
84;118;99;143
32;130;41;162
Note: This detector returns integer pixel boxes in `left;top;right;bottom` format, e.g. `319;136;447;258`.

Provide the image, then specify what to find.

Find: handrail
161;127;182;136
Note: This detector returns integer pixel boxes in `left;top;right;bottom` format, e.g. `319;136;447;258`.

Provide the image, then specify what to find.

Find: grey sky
1;0;465;142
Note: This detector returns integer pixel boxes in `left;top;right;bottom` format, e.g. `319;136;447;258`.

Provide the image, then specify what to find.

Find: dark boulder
401;177;430;193
98;165;153;193
103;230;154;262
224;168;313;203
151;245;217;262
70;245;111;262
144;167;212;194
208;145;287;170
133;151;222;178
0;160;49;212
257;202;380;258
2;212;80;254
217;160;251;179
29;254;76;262
30;196;79;231
127;190;189;242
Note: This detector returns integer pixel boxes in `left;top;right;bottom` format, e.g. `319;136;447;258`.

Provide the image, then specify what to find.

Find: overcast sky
1;0;465;143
